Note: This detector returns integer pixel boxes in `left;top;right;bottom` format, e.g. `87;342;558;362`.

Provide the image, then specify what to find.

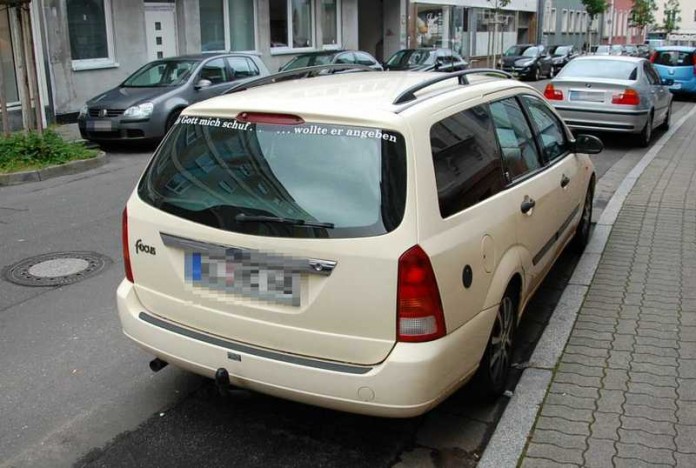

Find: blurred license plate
671;83;682;90
88;120;112;131
569;91;604;102
186;252;300;306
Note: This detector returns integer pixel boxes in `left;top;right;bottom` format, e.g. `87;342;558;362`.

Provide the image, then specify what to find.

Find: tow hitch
214;367;251;398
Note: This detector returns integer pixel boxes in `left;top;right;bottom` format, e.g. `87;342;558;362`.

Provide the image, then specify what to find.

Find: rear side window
654;50;694;66
430;105;505;217
227;57;260;78
489;98;542;181
138;117;407;239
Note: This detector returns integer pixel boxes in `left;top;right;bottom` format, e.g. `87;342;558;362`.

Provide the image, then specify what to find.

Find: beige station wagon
117;68;602;417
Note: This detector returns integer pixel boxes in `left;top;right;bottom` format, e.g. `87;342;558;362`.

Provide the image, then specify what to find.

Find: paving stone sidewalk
520;110;696;468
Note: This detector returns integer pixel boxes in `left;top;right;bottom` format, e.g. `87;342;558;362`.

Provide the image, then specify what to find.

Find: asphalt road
0;95;693;468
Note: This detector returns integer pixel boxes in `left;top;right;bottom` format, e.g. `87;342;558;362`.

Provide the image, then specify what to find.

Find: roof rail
223;64;376;95
392;69;512;105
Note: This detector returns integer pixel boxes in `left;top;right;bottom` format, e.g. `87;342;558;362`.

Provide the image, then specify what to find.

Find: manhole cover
3;252;112;287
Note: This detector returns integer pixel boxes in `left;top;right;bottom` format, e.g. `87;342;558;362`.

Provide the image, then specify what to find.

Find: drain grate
3;252;112;287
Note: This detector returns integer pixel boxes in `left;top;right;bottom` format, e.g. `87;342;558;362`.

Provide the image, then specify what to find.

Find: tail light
611;88;640;105
235;112;304;125
122;207;134;282
397;245;446;342
650;51;657;63
544;83;563;101
693;53;696;74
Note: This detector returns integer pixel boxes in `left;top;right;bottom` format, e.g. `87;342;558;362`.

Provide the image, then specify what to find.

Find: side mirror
662;78;674;86
574;134;603;154
194;79;212;90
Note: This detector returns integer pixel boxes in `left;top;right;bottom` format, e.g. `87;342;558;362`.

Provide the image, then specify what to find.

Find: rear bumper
553;106;649;133
668;80;696;95
116;280;495;418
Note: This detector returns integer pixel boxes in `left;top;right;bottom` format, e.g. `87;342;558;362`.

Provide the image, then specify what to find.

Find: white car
117;68;602;417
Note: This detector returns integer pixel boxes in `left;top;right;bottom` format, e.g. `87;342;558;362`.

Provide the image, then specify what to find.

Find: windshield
504;45;531;56
122;60;198;87
654;50;694;67
386;49;434;67
610;45;624;54
522;47;540;57
559;59;638;80
553;46;571;56
595;46;610;54
138;117;407;239
625;45;637;53
281;54;334;71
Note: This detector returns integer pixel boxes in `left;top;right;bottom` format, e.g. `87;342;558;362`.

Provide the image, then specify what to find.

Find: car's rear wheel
639;113;653;147
533;66;540;81
548;66;555;79
572;180;594;253
475;284;518;397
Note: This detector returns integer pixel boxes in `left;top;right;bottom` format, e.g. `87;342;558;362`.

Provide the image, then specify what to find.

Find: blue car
651;46;696;96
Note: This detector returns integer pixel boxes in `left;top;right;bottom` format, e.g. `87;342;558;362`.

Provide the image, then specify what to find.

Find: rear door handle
521;197;536;214
561;174;570;188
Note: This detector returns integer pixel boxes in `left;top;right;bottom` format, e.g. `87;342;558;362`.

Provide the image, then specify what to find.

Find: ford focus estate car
117;69;601;417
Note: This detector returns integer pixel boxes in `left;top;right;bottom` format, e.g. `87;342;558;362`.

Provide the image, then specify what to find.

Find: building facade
656;0;696;46
540;0;599;50
405;0;538;61
600;0;644;45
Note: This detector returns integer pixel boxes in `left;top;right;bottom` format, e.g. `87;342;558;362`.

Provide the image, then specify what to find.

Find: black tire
660;103;672;131
165;109;183;133
572;181;594;253
475;284;518;397
639;113;653;147
533;66;540;81
548;66;555;79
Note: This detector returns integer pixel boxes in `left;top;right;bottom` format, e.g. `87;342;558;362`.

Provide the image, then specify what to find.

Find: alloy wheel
488;296;515;386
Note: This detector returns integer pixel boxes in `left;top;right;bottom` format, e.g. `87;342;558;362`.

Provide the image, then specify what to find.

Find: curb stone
0;151;107;186
478;103;696;468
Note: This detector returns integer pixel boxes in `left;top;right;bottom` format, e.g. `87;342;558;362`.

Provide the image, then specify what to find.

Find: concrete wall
177;0;201;54
542;0;593;49
42;0;148;116
383;0;403;59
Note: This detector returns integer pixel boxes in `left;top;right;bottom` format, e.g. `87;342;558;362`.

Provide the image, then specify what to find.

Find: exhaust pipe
149;357;168;372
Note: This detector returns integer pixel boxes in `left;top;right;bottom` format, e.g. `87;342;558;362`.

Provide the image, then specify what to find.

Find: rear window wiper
235;214;334;229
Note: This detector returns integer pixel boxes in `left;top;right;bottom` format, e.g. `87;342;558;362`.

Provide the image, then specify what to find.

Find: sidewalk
519;108;696;467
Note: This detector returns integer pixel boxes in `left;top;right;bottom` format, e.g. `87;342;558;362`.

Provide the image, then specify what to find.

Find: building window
66;0;115;69
561;9;568;33
270;0;314;50
0;9;18;104
550;8;556;32
200;0;256;52
321;0;340;47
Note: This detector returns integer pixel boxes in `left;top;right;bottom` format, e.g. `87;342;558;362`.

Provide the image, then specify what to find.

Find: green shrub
0;130;98;173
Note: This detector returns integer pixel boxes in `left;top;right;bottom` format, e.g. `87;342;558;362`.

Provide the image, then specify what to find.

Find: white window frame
69;0;118;71
321;0;342;50
201;0;258;53
271;0;316;55
550;8;556;33
575;11;581;33
569;11;575;33
562;9;568;33
224;0;258;52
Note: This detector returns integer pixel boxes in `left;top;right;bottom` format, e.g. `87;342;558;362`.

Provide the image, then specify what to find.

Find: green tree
581;0;608;49
630;0;658;33
661;0;681;34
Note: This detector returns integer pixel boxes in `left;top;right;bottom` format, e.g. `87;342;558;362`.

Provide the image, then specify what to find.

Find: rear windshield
654;50;694;67
558;60;638;80
138;117;407;239
387;50;434;67
282;54;333;71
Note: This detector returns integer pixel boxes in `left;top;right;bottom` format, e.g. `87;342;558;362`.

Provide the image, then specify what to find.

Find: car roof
292;50;347;57
168;52;261;61
185;71;525;121
573;55;644;63
655;46;696;52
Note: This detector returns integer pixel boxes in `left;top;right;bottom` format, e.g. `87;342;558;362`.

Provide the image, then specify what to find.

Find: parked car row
78;48;469;145
499;43;581;81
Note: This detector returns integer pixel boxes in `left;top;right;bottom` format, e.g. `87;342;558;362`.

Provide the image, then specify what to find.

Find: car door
519;94;585;256
488;96;559;294
194;57;236;101
643;61;669;123
537;46;551;75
